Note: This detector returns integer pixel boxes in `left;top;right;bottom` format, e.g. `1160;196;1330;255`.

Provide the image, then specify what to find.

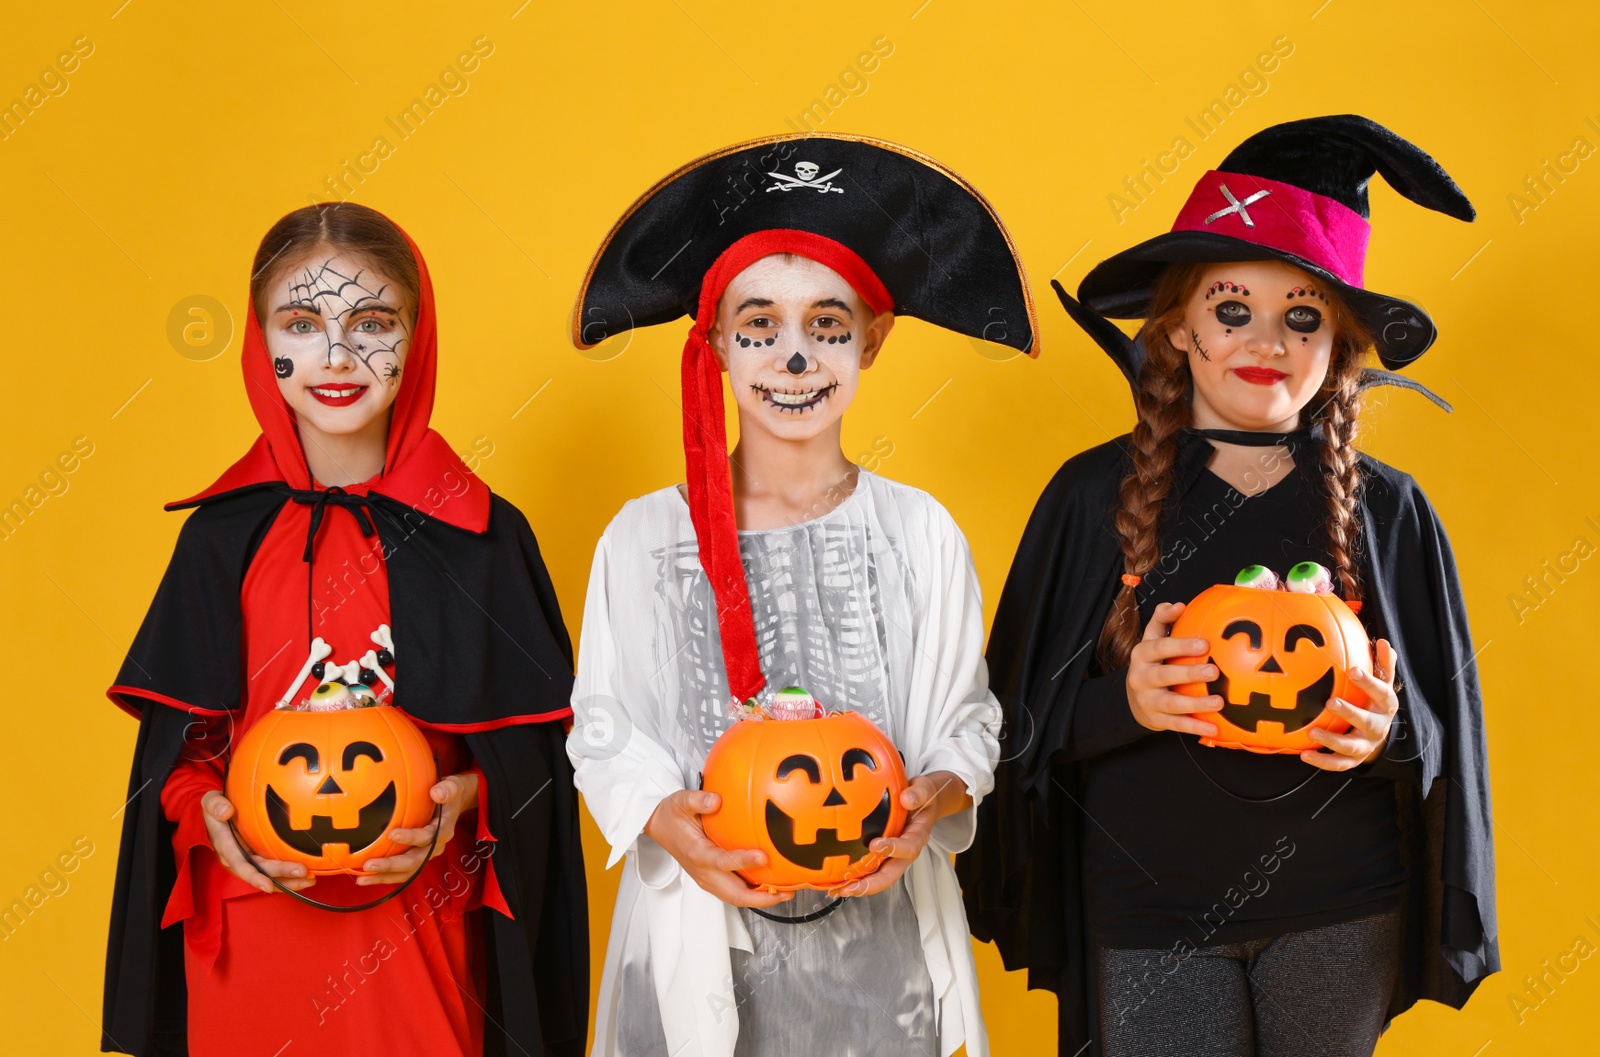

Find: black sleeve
1062;669;1149;761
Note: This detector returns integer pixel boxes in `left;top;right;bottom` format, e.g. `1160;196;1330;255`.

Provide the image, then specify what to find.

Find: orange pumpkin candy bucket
224;681;439;906
1169;562;1373;754
700;688;909;894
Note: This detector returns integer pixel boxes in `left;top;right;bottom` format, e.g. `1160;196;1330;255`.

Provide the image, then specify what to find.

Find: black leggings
1095;909;1401;1057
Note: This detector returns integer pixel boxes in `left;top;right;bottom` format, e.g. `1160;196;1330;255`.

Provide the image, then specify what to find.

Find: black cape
102;483;588;1057
957;430;1498;1054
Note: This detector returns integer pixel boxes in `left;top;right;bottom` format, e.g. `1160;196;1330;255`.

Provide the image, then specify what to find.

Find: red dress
159;481;512;1057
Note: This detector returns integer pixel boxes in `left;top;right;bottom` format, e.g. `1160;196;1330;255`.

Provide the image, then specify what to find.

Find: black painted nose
786;352;808;375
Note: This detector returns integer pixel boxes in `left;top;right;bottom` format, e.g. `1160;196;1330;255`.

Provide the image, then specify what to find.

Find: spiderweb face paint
282;257;411;387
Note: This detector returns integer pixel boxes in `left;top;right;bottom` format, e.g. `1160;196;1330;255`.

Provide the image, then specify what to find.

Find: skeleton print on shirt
650;518;893;764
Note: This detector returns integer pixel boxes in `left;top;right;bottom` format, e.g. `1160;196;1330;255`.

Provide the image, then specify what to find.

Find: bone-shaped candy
359;649;395;690
371;624;394;659
276;637;333;709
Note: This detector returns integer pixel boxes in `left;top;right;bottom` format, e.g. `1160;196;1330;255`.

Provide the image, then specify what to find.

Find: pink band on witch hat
1171;170;1372;288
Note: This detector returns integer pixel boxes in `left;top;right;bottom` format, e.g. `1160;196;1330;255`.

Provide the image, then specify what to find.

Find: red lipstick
308;383;368;407
1233;367;1287;386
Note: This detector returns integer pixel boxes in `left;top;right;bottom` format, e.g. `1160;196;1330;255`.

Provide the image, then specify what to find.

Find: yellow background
2;1;1595;1053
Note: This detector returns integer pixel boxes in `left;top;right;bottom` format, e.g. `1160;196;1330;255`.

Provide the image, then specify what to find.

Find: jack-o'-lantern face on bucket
700;710;909;892
1171;583;1372;754
225;701;437;875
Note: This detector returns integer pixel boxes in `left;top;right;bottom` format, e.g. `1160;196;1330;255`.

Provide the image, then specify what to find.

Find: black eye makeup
733;330;778;348
1284;305;1323;333
1214;300;1252;327
810;316;853;345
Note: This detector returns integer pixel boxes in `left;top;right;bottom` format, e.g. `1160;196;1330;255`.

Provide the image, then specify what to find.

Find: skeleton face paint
262;252;415;447
712;255;888;442
1175;261;1336;433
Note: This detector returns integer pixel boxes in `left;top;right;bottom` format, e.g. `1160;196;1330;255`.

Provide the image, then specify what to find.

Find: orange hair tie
1120;573;1142;588
1346;599;1364;615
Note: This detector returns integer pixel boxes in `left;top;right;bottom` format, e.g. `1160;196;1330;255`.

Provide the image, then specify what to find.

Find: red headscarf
680;230;893;706
170;208;488;532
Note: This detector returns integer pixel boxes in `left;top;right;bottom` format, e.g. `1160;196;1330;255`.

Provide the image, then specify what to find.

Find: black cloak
957;429;1499;1053
101;483;589;1057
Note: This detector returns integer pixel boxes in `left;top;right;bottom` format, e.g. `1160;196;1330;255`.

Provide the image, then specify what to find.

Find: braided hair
1096;263;1374;670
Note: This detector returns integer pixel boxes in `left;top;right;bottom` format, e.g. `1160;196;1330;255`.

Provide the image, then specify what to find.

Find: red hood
169;210;489;532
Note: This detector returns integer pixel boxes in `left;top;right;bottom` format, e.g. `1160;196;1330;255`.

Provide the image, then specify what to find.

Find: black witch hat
1071;114;1474;370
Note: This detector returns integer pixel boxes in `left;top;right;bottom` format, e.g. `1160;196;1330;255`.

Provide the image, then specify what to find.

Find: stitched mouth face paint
750;382;840;413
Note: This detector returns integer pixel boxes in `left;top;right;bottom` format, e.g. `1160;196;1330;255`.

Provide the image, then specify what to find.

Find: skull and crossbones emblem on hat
766;160;845;194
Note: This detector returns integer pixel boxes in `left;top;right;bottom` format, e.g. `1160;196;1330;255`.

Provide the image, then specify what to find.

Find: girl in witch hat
103;203;588;1056
567;134;1035;1057
958;115;1498;1056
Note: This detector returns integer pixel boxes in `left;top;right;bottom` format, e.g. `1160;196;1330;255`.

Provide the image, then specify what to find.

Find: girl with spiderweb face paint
258;251;415;485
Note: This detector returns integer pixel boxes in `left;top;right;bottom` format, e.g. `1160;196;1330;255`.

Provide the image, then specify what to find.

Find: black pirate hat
572;133;1037;354
1074;114;1474;369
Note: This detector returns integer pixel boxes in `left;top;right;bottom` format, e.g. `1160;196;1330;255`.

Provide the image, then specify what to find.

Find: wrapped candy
1233;564;1281;591
767;686;824;722
1284;561;1335;595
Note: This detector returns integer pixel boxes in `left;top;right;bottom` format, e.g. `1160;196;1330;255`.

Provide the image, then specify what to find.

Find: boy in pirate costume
567;135;1035;1057
959;116;1497;1056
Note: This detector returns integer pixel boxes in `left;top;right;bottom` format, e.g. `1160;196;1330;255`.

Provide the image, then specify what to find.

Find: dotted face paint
1206;281;1251;300
734;332;778;348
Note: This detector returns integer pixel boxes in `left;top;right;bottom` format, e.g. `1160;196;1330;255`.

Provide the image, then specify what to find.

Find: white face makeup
262;252;414;442
1170;260;1338;432
710;254;893;443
